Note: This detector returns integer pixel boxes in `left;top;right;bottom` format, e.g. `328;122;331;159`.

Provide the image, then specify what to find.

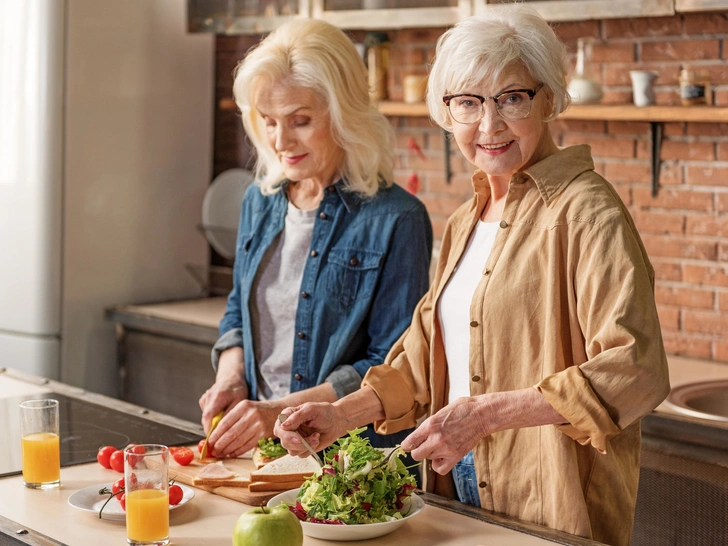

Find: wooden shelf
376;101;728;123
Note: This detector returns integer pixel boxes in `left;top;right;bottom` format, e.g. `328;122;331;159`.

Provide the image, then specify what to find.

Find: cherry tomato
197;440;215;458
112;478;125;496
97;446;117;469
118;492;126;511
168;484;184;506
170;447;194;466
126;444;146;468
109;450;125;473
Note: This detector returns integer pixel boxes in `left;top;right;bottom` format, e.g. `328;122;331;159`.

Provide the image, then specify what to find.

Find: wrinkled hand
199;377;248;433
274;402;348;458
401;397;491;475
207;398;282;458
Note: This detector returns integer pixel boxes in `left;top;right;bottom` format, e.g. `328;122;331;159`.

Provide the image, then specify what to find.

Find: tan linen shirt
362;145;670;546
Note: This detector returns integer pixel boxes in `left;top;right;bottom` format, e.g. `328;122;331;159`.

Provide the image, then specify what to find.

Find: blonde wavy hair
427;5;571;131
233;19;394;197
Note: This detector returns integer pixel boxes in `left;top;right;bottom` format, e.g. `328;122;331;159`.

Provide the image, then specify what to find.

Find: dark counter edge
0;367;606;546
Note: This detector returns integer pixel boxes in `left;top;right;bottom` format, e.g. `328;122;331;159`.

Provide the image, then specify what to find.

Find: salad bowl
268;488;425;541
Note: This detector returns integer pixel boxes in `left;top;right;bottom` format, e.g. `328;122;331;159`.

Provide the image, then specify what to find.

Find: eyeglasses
443;83;544;124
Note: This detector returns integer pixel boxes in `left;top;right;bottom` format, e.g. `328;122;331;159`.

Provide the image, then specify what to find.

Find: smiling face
255;79;344;187
449;64;555;186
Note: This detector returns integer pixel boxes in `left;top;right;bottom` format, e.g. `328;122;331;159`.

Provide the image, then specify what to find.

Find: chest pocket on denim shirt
324;248;384;307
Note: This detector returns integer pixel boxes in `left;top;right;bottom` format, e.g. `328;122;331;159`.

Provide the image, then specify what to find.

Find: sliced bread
249;454;320;483
252;447;285;469
247;479;306;493
192;461;251;488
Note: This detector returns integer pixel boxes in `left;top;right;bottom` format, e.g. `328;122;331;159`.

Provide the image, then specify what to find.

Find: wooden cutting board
169;448;283;506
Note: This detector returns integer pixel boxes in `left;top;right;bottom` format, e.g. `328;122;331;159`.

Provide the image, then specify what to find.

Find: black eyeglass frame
442;82;545;122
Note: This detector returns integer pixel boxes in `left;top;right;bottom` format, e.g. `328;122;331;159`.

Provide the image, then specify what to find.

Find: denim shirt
213;179;433;402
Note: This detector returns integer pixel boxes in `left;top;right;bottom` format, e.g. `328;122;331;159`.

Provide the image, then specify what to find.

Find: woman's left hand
401;397;491;475
208;399;281;458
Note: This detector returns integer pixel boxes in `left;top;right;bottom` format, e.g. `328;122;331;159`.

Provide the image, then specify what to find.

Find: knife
200;410;224;460
277;413;324;467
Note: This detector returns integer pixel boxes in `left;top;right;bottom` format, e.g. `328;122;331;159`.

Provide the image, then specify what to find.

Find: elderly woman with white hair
275;6;669;545
199;18;432;461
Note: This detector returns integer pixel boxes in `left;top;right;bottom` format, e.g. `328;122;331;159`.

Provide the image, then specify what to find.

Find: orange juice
21;432;60;484
126;489;169;542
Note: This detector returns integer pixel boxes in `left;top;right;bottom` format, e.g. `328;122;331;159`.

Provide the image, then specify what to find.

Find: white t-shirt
437;220;499;405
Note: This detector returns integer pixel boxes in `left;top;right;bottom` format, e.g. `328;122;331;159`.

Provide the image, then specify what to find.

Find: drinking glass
19;399;60;489
125;445;170;546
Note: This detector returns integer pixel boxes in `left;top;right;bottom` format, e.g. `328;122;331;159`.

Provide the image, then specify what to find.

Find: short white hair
233;19;394;197
427;5;571;130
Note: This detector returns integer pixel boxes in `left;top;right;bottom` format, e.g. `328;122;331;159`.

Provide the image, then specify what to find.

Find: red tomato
126;444;146;468
118;493;126;511
112;478;125;496
197;440;215;458
109;450;125;473
170;447;194;466
97;446;117;469
168;484;183;506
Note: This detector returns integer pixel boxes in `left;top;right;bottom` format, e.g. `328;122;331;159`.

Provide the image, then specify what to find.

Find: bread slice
252;447;286;469
247;479;306;493
192;461;251;488
249;454;320;483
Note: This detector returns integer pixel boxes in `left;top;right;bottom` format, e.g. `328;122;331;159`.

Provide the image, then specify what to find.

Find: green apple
232;504;303;546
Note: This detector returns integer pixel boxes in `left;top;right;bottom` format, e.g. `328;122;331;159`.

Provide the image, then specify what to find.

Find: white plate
68;483;194;521
201;168;254;259
267;488;424;542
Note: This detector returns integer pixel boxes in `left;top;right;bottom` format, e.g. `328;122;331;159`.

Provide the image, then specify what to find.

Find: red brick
394;28;446;44
613;183;632;205
633;187;713;212
716;89;728;106
607;121;651;135
641;40;720;62
551;21;600;42
603;161;651;184
687;122;728;137
641;234;718;261
715;340;728;363
604;17;683;39
662;332;714;360
702;63;728;86
661;140;716;162
427;173;473;198
654;90;683;107
684;264;728;287
591;43;635;63
553;119;607;133
657;306;680;330
686;165;728;187
632;210;684;234
683;309;728;336
431;216;448;240
652;260;683;281
655;285;715;309
719;291;728;311
389;46;427;67
719;193;728;213
718;143;728;161
720;241;728;262
600;90;633;105
602;63;680;87
562;135;635;159
420;195;472;217
685;214;727;237
684;13;728;35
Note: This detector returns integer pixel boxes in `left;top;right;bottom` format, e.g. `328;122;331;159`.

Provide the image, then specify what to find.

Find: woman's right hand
199;347;248;433
274;402;346;457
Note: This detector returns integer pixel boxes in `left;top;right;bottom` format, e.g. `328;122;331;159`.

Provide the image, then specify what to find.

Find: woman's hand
274;402;348;457
207;399;282;458
401;397;491;475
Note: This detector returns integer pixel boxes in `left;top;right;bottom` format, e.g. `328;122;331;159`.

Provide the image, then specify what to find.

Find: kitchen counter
0;368;604;546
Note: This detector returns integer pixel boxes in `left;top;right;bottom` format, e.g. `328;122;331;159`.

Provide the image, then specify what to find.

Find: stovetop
1;392;203;478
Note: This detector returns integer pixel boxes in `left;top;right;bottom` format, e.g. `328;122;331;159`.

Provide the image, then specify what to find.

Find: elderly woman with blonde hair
200;18;432;461
276;6;669;545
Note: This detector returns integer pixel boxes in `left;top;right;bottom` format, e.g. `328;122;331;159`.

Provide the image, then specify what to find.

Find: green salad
257;437;288;459
288;427;417;525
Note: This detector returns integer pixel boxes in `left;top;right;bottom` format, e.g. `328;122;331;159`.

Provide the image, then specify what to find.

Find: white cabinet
474;0;674;22
311;0;470;30
675;0;728;11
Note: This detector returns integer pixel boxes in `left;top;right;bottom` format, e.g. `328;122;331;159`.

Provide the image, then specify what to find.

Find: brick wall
213;11;728;363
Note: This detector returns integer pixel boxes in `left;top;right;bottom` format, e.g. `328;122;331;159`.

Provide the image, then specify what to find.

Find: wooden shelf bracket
650;121;663;197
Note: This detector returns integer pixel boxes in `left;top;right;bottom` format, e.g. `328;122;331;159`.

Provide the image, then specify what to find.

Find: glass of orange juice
19;399;60;490
125;444;169;546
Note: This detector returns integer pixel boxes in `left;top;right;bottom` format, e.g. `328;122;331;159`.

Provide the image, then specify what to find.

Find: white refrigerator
0;0;214;395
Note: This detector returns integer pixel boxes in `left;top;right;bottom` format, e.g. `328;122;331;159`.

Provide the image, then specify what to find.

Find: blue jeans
452;451;481;507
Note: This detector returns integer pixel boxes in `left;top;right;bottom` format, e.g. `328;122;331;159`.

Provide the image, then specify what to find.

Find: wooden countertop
0;369;603;546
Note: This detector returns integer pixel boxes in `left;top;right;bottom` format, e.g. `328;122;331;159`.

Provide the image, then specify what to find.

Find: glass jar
679;68;711;106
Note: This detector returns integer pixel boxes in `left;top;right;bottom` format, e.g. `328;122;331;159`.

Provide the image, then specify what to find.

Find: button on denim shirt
213;179;433;403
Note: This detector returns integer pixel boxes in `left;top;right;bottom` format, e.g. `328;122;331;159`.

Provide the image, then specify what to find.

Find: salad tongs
278;413;324;467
